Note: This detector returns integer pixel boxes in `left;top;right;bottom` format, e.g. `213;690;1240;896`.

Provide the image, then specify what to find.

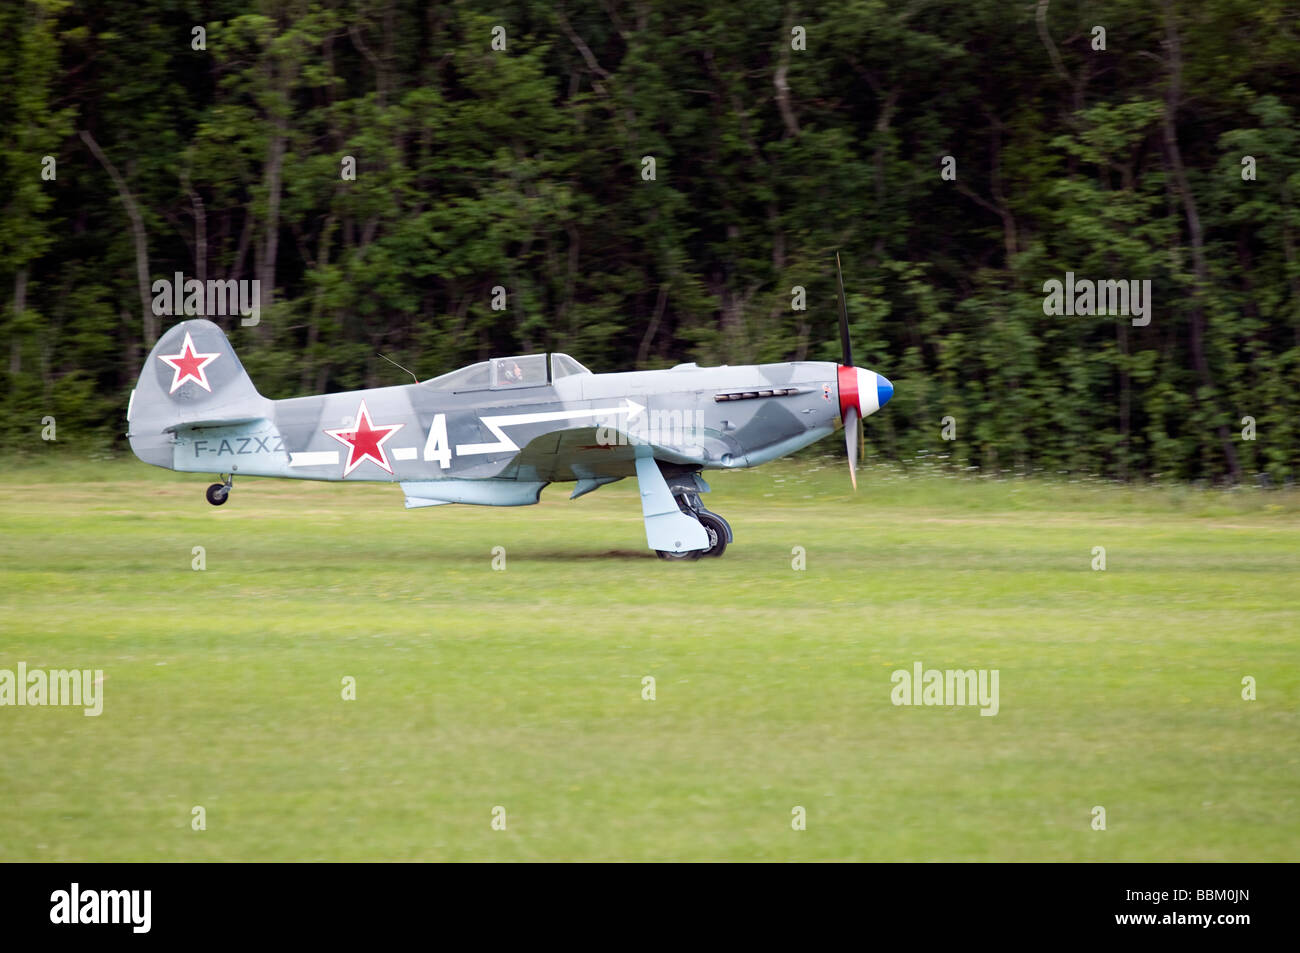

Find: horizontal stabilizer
165;416;268;433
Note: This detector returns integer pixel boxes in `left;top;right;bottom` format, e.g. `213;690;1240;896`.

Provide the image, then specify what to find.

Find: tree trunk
189;188;207;286
9;268;26;373
637;284;669;368
80;130;156;346
259;51;293;333
260;121;286;320
1159;5;1242;483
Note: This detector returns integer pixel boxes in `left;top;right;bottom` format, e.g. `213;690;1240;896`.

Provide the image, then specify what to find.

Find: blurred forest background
1;0;1297;482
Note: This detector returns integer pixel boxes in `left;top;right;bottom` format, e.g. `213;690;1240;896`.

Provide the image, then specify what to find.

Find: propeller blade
844;406;859;491
836;251;853;368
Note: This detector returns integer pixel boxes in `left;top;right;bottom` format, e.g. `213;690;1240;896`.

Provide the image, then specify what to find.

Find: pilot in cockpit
497;359;524;384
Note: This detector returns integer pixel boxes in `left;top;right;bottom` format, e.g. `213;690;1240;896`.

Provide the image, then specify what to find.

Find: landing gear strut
653;469;733;560
205;474;232;506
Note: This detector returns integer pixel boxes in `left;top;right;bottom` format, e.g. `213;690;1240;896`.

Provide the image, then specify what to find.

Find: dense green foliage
2;0;1297;482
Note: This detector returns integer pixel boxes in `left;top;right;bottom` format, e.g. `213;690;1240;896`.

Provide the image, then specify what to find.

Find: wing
503;425;706;485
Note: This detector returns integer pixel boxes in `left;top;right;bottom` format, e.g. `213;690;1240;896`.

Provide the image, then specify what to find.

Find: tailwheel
697;512;728;558
205;474;232;506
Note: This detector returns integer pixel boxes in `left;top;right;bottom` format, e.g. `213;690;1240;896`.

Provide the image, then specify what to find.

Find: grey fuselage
149;357;843;500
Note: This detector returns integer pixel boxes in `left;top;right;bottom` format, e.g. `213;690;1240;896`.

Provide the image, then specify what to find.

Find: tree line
2;0;1297;483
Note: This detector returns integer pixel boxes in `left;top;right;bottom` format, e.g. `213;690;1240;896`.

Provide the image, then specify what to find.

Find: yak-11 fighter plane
128;263;893;559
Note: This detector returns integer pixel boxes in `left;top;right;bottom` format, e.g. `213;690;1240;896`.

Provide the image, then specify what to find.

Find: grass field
1;454;1297;861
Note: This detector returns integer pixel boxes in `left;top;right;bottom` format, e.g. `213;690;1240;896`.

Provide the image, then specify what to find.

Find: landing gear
697;512;728;558
652;468;733;560
205;474;232;506
654;506;728;559
656;546;702;561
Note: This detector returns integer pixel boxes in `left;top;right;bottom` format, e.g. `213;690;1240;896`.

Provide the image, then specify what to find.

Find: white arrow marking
288;450;340;467
455;399;645;456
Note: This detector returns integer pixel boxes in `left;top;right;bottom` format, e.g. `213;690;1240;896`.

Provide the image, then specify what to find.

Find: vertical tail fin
127;319;270;468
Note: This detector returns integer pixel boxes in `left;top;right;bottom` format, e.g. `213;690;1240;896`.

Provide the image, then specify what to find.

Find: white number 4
423;413;452;468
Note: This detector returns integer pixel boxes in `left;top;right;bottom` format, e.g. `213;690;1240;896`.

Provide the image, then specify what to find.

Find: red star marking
324;400;405;476
158;331;220;394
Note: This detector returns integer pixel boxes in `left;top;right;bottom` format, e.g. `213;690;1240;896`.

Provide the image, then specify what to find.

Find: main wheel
205;483;229;506
697;512;728;558
656;547;702;561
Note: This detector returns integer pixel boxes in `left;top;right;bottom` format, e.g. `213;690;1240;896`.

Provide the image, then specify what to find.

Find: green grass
1;454;1297;861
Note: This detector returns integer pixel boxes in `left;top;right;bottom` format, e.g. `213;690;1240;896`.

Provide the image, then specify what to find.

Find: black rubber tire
697;512;728;558
206;483;229;506
655;547;702;561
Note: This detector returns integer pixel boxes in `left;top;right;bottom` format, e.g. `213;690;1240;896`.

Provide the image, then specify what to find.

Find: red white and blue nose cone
837;365;893;418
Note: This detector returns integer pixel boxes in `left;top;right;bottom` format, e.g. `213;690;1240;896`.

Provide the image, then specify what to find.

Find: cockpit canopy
422;353;590;391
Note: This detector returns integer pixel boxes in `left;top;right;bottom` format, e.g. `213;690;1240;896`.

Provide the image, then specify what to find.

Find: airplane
127;260;893;559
